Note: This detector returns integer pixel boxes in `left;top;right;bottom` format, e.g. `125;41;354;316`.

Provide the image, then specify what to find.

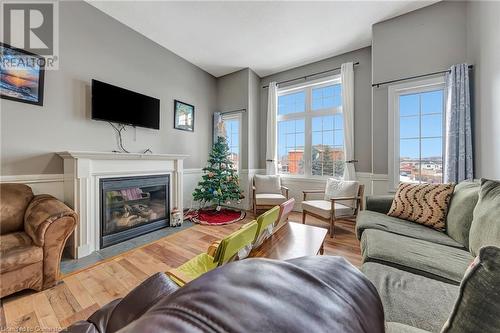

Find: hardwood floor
0;211;361;331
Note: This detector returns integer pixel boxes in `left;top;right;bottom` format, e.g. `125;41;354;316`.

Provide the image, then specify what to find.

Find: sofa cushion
0;183;34;235
469;178;500;256
254;175;281;194
324;178;359;208
0;242;43;273
388;182;455;231
302;200;354;219
446;180;480;249
385;322;430;333
255;193;287;206
362;262;459;333
442;246;500;333
356;211;464;248
361;229;473;284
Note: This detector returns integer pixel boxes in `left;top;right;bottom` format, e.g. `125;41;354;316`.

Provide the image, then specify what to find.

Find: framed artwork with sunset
0;43;45;106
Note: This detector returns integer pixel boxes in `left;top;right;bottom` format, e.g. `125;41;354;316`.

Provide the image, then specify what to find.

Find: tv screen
91;79;160;130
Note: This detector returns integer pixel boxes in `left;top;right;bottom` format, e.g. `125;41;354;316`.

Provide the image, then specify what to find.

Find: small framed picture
174;99;195;132
0;43;45;106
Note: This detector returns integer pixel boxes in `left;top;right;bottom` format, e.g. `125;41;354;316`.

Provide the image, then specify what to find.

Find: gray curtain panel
444;64;473;183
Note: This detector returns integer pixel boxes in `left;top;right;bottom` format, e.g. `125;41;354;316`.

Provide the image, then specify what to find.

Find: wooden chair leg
330;216;335;238
253;203;256;216
302;211;306;224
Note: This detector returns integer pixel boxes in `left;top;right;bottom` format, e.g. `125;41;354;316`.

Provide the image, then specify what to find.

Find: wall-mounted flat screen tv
91;79;160;130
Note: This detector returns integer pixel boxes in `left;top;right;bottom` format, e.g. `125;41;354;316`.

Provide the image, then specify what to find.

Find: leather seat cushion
0;235;42;273
255;193;287;206
302;200;354;219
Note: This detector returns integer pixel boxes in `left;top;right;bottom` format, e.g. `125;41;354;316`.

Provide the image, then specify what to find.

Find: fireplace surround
58;151;187;258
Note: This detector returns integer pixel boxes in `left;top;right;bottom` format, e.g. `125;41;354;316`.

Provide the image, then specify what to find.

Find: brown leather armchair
0;183;77;298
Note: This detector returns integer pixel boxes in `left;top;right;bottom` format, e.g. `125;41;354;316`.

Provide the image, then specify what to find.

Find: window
277;76;344;177
223;115;241;170
388;77;445;189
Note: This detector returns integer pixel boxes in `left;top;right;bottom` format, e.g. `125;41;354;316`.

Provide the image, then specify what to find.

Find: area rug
186;208;246;225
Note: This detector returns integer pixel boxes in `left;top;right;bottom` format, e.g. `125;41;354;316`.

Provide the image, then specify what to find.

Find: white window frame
277;75;342;178
222;113;242;172
388;76;445;191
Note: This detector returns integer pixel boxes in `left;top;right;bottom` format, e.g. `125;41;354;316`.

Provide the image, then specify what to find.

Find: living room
1;0;499;332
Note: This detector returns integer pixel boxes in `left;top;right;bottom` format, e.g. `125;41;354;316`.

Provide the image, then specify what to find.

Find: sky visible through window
399;89;444;184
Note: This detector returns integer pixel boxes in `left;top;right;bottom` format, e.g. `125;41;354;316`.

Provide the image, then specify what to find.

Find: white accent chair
252;175;289;215
302;179;364;238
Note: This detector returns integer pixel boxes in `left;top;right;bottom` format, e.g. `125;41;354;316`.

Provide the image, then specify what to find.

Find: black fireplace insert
99;174;170;248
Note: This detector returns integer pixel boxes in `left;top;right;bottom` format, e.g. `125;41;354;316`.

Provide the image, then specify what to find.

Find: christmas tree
192;136;244;209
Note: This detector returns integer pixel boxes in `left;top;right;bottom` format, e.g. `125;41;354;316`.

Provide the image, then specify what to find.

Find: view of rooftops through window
399;89;444;184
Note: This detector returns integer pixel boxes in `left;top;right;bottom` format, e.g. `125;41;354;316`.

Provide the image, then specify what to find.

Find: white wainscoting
0;174;65;201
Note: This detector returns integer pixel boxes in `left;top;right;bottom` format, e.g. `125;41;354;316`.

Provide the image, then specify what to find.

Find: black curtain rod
372;65;474;88
262;62;360;89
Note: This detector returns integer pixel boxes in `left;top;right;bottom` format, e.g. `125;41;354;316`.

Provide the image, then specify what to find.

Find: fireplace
99;174;170;248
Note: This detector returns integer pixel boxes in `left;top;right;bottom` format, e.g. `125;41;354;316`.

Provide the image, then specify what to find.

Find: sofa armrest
24;194;77;247
24;194;77;288
365;195;394;214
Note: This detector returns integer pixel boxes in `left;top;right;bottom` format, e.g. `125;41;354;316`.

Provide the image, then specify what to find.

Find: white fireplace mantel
57;151;188;259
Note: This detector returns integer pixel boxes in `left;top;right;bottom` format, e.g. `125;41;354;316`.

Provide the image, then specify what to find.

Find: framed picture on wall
0;43;45;106
174;99;195;132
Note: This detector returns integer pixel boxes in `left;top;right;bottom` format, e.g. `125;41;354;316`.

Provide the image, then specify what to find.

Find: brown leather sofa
67;256;385;333
0;183;77;298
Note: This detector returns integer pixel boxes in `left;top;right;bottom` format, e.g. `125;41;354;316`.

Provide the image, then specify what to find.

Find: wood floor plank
102;260;142;291
60;303;100;329
116;258;149;282
32;292;62;330
9;311;40;331
2;210;362;329
63;275;97;309
45;283;82;323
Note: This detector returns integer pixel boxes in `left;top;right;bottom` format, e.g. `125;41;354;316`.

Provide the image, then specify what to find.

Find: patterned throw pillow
387;182;456;231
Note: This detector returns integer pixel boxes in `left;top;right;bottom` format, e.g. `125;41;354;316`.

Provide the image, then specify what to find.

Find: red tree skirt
186;207;246;225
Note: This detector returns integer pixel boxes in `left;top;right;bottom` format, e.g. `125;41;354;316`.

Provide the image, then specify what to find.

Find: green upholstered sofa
356;180;500;333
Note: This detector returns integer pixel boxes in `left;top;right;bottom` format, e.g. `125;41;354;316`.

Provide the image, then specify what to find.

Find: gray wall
215;68;261;171
216;69;249;169
371;1;468;174
247;69;261;170
0;1;217;175
466;1;500;179
260;47;373;172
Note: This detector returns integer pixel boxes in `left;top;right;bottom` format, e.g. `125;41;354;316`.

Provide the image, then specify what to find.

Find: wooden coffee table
249;222;327;260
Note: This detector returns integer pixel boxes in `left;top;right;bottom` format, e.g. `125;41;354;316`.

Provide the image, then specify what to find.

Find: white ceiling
88;1;437;78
